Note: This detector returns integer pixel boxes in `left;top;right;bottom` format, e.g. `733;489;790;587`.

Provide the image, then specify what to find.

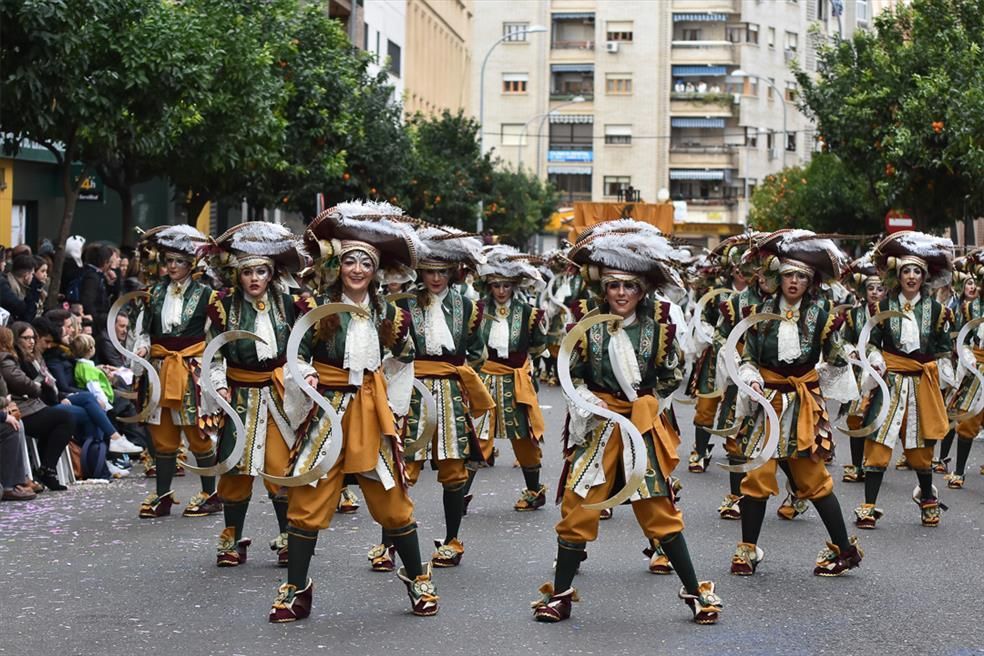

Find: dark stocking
443;484;465;541
660;532;699;595
553;541;586;592
812;494;850;551
850;437;865;469
939;429;955;462
271;495;288;533
223;500;249;540
955;438;973;476
739;496;767;545
694;427;711;459
155;454;177;498
389;528;424;578
286;529;317;588
916;471;934;499
864;470;884;504
522;466;541;490
194;452;217;494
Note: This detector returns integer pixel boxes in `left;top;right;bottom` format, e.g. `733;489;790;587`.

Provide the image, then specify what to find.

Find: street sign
885;210;913;233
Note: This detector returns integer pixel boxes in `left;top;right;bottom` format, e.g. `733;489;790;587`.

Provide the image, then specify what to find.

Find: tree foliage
795;0;984;231
747;153;879;233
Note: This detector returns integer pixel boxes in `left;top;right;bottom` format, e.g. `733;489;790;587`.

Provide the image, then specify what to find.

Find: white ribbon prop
949;317;984;423
107;291;161;424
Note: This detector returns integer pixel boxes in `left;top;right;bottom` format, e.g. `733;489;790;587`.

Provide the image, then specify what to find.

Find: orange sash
760;368;821;452
480;359;545;440
414;360;495;417
150;342;205;409
974;346;984;365
596;392;680;478
225;365;286;400
311;362;397;474
883;351;948;439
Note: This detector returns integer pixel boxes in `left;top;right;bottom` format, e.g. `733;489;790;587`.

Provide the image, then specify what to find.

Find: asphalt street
2;385;983;656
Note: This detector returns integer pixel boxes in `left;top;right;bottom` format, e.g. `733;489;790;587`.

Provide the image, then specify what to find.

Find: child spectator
71;334;113;411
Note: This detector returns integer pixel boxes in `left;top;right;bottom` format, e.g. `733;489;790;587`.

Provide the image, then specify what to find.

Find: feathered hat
951;248;984;293
566;218;684;293
414;224;487;271
480;244;545;292
135;225;208;282
845;251;882;295
872;230;953;291
204;222;308;288
751;229;849;290
304;200;424;290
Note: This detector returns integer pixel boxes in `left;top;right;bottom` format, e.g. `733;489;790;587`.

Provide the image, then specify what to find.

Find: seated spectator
98;311;128;368
71;334;114;410
0;323;74;491
0;254;44;323
0;356;37;501
37;314;82;396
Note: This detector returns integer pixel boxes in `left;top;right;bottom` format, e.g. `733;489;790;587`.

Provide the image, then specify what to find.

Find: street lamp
516;96;585;171
730;69;788;166
476;24;547;231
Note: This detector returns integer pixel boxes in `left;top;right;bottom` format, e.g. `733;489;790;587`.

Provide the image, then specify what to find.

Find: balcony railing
551;40;595;50
550;92;594;101
670;40;736;64
670;144;735;153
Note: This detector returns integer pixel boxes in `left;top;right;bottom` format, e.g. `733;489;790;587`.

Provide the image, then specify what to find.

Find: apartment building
363;1;406;100
473;0;872;247
404;0;474;116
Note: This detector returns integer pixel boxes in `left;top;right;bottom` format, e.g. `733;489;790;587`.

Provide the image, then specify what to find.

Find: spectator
0;254;44;323
33;255;50;307
0;345;37;501
79;243;115;336
61;235;86;299
71;334;113;410
98;311;129;368
0;322;74;491
37;314;82;395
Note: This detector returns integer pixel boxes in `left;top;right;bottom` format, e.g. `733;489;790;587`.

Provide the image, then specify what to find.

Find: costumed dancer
538;250;580;385
854;231;955;529
401;225;494;568
839;253;885;483
726;229;863;577
532;219;722;626
472;244;548;511
935;250;984;489
131;226;223;518
267;202;438;622
203;223;315;568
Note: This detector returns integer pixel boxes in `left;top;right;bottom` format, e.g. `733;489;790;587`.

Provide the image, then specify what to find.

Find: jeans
65;392;117;443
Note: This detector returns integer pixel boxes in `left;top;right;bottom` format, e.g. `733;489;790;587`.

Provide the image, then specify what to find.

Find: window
766;130;775;151
605;73;632;95
387;40;401;77
857;0;869;23
745;127;758;148
817;0;827;20
767;27;775;48
744;77;758;97
682;28;702;41
607;20;633;42
726;25;743;43
767;77;775;100
746;23;759;45
502;73;529;94
785;31;798;52
785;80;798;102
548;172;592;202
604;124;632;145
501;124;527;147
603;176;631;197
376;31;381;58
786;132;797;152
549;123;593;150
363;23;369;50
503;22;530;42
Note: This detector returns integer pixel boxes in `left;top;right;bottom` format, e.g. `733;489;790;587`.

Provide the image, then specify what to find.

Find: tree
795;0;984;231
484;166;558;247
747;153;879;233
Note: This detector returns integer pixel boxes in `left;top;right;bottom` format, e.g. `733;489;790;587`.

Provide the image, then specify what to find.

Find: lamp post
477;24;547;231
730;69;788;167
516;96;585;171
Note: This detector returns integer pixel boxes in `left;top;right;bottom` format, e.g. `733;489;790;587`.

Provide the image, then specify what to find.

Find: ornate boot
730;542;764;576
679;581;723;625
368;543;397;572
431;538;464;568
853;503;883;529
718;494;741;520
139;490;177;519
947;474;965;489
336;486;360;514
268;580;313;623
183;491;222;517
531;583;578;623
687;450;708;474
398;563;440;616
216;527;251;567
270;532;289;567
776;487;809;520
913;485;944;527
842;465;865;483
643;542;673;575
814;536;863;577
514;485;547;511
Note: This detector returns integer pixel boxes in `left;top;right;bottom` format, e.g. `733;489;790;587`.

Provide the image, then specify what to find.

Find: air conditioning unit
606;41;619;53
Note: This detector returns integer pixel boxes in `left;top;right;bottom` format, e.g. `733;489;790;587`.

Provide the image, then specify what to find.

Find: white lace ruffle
817;362;859;404
424;291;455;355
566;384;604;447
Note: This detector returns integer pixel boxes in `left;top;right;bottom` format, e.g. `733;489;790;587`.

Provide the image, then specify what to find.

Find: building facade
472;0;874;248
363;0;407;100
404;0;474;116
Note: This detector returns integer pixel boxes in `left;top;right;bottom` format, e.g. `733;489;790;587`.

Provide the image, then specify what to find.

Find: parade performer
854;231;954;529
935;250;984;489
131;226;222;518
401;225;494;568
471;244;548;511
532;219;722;626
538;251;582;385
202;223;315;568
265;202;439;622
726;229;863;577
839;253;885;483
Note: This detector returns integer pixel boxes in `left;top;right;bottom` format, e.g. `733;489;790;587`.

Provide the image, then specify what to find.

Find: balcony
678;199;739;225
670;92;735;117
671;0;740;13
552;39;595;50
670;40;736;65
669;144;738;169
552;12;595;50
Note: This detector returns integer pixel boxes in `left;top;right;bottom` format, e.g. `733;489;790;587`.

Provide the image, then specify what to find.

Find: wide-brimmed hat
873;230;953;290
752;228;849;286
305;200;423;270
480;244;545;292
567;219;684;292
845;251;882;293
140;225;208;259
203;222;308;289
414;224;486;271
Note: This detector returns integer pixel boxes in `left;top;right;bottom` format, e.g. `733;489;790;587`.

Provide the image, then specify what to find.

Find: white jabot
488;301;511;358
250;293;276;361
341;293;381;386
899;293;921;353
161;277;190;333
424;289;456;356
608;313;641;398
777;298;802;363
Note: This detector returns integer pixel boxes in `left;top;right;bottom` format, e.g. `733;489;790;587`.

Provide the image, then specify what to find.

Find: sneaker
514;485;547;512
183;491;222;517
398;563;440;616
814;536;863;576
106;461;129;479
336;486;360;514
268;580;313;623
216;527;251;567
108;435;144;455
368;543;397;572
269;532;289;567
730;542;764;576
531;583;578;623
853;503;883;529
431;538;464;568
139;490;176;518
679;581;723;625
111;455;132;469
643;543;673;575
718;494;741;520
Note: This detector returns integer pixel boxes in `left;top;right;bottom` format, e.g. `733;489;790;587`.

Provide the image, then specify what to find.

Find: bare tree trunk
48;156;83;309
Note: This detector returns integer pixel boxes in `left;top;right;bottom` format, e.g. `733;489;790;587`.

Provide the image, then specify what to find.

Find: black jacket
42;346;82;397
79;265;109;334
0;275;42;323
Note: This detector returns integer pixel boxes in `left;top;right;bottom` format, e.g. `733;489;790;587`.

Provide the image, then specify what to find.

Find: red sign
885;210;913;233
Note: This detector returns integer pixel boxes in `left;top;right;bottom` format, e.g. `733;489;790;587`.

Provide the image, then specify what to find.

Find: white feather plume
418;225;486;266
155;225;207;255
482;244;544;289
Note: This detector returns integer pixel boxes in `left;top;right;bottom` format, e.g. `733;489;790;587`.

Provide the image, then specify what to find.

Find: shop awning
672;65;728;77
671;117;726;128
669;169;726;180
551;63;595;73
549;114;594;124
552;12;594;20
